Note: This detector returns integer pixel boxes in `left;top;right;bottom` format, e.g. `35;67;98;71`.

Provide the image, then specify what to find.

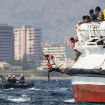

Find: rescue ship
64;21;105;102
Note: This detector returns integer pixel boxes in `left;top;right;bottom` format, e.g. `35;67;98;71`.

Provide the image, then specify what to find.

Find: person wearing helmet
12;75;17;84
20;74;25;84
7;75;12;84
40;50;64;82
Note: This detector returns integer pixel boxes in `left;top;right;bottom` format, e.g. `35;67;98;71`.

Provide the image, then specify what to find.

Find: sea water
0;79;104;105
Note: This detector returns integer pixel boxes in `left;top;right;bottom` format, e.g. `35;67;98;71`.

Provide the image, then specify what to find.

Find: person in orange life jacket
40;50;64;82
70;37;81;61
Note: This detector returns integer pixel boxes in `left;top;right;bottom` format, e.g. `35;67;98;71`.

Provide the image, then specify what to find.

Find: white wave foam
4;88;14;90
64;98;75;102
8;97;30;102
60;88;69;91
21;94;28;97
8;94;30;102
1;93;30;102
29;87;40;90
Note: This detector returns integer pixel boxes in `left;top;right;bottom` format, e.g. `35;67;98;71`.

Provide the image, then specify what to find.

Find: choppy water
0;79;104;105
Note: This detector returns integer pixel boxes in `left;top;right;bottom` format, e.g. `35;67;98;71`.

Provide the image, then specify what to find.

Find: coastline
25;76;71;80
1;76;71;80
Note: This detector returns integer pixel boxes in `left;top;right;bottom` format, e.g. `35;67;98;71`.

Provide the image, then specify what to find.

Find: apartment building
14;25;42;67
38;44;74;70
64;37;72;46
0;24;14;61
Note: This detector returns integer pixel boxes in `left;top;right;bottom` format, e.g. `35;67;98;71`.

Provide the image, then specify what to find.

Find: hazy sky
0;0;104;42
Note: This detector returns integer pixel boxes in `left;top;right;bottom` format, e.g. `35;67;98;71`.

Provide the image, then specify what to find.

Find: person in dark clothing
82;15;86;22
86;15;90;22
12;75;17;84
89;9;97;21
95;6;104;20
7;75;12;84
20;74;25;84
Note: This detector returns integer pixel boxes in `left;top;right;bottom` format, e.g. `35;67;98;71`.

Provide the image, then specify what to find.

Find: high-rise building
0;24;14;61
14;25;42;67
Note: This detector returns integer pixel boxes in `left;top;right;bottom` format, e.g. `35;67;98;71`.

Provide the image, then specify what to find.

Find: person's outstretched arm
41;50;46;56
39;57;47;60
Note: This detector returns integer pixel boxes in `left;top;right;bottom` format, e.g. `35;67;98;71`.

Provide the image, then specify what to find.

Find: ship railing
96;37;105;43
88;24;100;41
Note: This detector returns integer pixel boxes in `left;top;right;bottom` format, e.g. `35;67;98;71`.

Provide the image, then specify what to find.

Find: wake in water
0;80;89;105
4;88;14;90
28;87;40;90
64;98;75;103
8;95;30;102
0;93;30;102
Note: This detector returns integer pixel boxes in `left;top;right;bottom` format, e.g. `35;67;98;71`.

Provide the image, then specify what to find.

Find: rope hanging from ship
93;59;105;69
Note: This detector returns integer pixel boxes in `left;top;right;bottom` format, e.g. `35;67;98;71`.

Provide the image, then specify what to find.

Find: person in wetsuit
20;74;25;84
7;75;12;84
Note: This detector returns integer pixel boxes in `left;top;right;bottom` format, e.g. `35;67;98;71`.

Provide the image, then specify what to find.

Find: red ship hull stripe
72;84;105;102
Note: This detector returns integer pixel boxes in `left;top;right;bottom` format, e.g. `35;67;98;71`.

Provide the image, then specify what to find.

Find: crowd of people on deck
7;74;25;84
80;6;105;24
70;6;105;61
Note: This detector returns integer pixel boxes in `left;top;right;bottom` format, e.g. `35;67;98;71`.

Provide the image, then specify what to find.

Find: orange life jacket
74;37;78;41
49;55;54;59
46;55;54;68
72;37;78;51
46;62;52;69
82;19;86;22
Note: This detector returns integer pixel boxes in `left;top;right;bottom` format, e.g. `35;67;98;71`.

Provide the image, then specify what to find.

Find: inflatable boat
0;78;34;89
2;82;34;89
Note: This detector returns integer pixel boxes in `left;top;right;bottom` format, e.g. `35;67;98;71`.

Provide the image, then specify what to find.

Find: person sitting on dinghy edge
20;74;25;84
7;75;12;84
40;50;64;82
70;37;81;62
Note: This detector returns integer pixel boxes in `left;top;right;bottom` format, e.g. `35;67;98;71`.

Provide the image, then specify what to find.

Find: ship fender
64;68;105;77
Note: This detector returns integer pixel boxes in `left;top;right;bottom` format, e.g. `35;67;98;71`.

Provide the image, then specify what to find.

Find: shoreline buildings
0;24;74;70
0;24;14;61
14;25;42;67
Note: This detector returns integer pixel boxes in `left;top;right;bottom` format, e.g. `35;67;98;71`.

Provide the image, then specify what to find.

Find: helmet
13;75;15;77
21;74;23;77
8;75;11;77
